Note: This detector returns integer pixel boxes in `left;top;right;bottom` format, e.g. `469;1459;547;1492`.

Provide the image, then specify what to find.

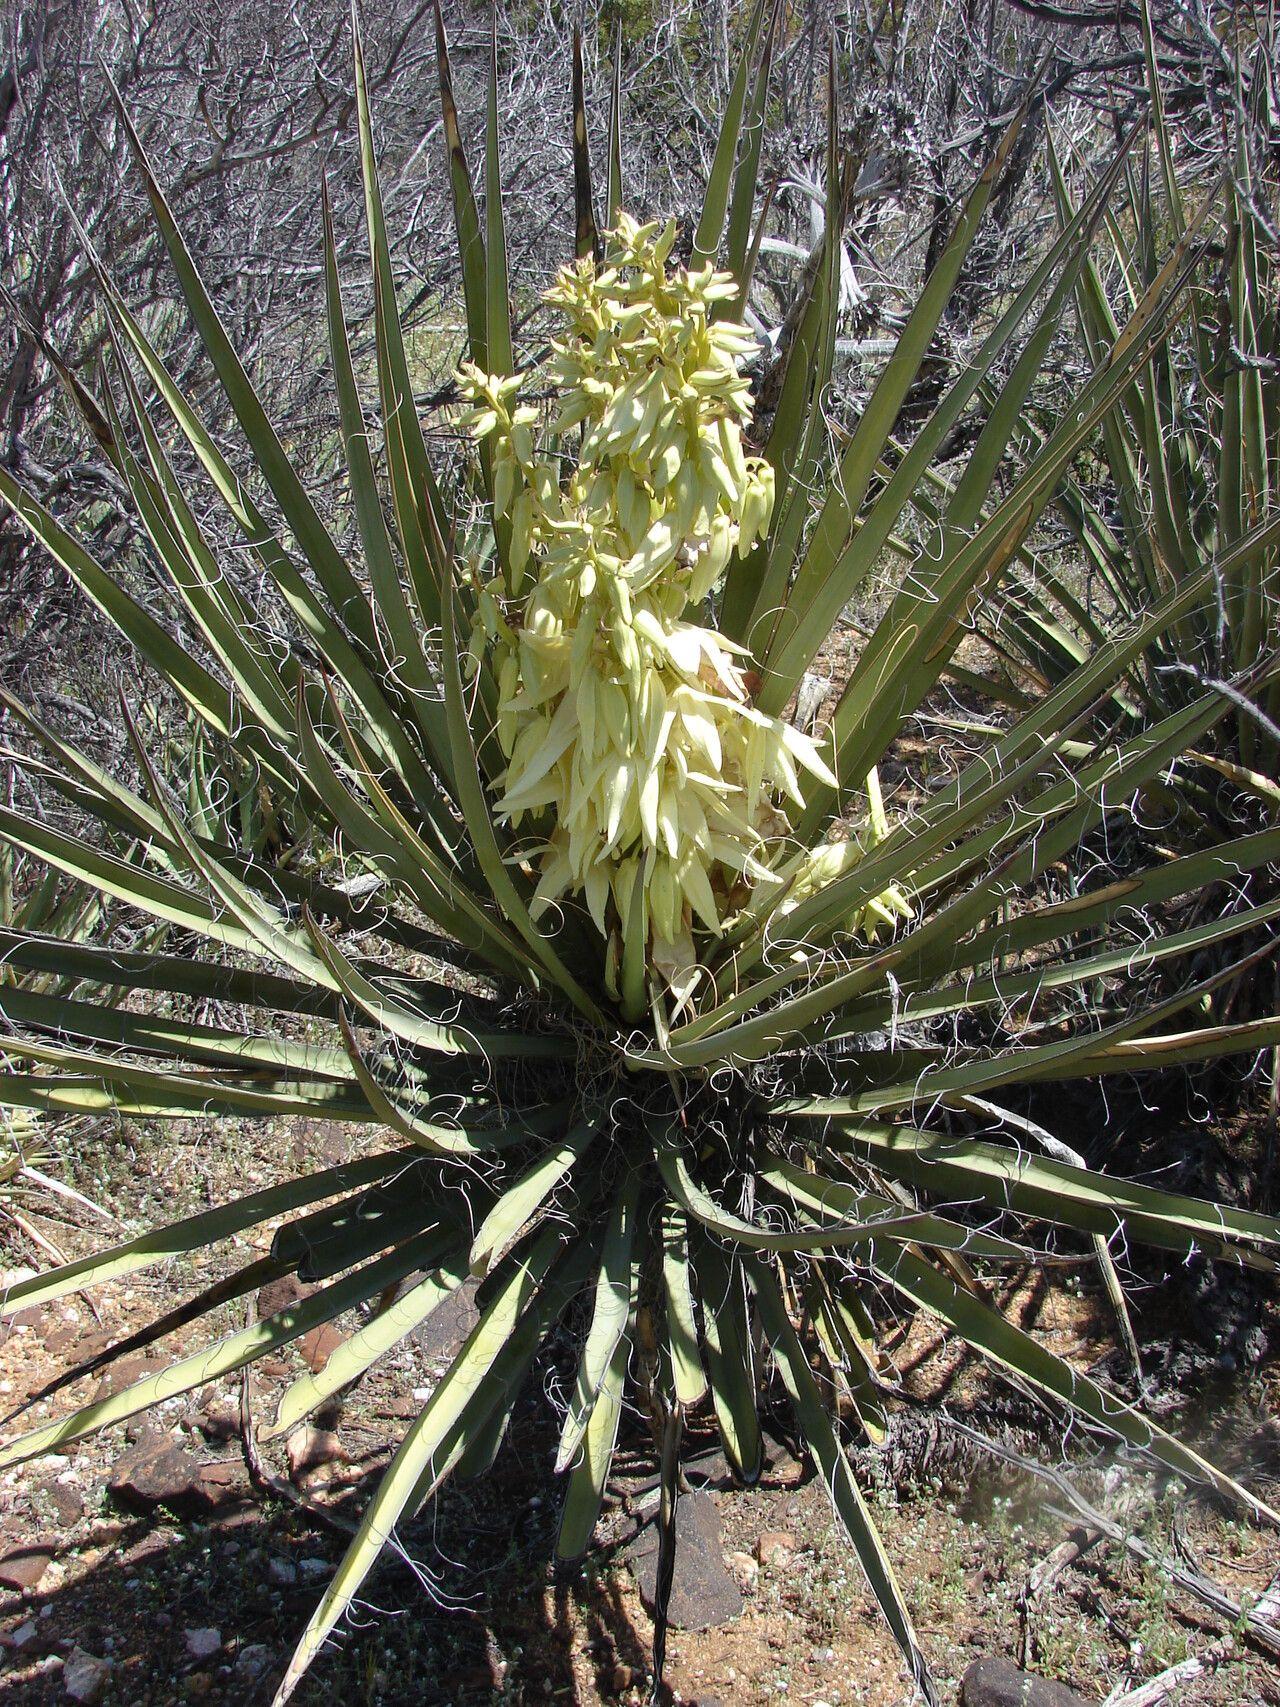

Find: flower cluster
458;216;855;1008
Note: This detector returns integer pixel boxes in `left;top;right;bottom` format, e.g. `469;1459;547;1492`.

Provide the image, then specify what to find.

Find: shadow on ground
3;1080;1280;1705
0;1391;677;1706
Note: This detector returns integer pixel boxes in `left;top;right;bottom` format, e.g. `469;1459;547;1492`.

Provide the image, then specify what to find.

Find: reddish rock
192;1459;251;1512
297;1323;344;1374
42;1325;112;1362
107;1429;206;1514
124;1530;172;1567
34;1478;84;1528
91;1356;165;1403
188;1396;240;1443
256;1274;305;1321
286;1426;348;1484
761;1435;808;1485
206;1498;259;1532
85;1519;127;1547
755;1530;796;1568
0;1545;54;1593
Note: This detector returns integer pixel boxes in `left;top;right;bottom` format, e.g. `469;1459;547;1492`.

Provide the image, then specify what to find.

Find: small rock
681;1446;734;1488
268;1556;298;1587
629;1490;743;1631
256;1274;305;1321
726;1549;759;1591
183;1671;213;1699
10;1619;39;1649
761;1435;808;1485
184;1627;221;1661
0;1545;54;1593
297;1557;329;1581
286;1426;347;1484
190;1397;240;1443
756;1530;796;1568
62;1646;111;1704
35;1478;84;1529
108;1429;205;1514
86;1520;127;1547
42;1325;110;1362
297;1323;344;1374
234;1642;273;1680
192;1459;250;1511
961;1656;1098;1707
91;1356;164;1403
124;1530;171;1568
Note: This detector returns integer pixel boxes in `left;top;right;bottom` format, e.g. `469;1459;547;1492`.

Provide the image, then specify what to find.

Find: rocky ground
1;1105;1279;1707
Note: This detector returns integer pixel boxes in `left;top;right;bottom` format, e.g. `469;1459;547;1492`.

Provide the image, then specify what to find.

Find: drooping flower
458;215;901;1011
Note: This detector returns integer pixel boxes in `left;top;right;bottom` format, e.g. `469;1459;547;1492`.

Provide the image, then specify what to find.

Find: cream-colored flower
458;216;903;1013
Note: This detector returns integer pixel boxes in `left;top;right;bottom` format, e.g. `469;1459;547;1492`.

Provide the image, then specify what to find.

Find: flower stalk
460;215;856;1015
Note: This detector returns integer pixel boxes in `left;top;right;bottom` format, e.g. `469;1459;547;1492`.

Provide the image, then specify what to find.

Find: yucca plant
2;8;1280;1703
963;20;1279;837
0;847;126;1265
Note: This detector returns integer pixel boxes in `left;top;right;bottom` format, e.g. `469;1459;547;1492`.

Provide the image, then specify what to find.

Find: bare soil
1;1103;1279;1707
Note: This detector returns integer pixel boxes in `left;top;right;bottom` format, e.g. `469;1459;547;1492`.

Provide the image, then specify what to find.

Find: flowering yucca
458;213;897;1015
1;12;1279;1707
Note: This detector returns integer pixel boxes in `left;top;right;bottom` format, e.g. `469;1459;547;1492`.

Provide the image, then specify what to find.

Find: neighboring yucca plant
0;847;128;1264
2;9;1280;1704
966;23;1279;837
